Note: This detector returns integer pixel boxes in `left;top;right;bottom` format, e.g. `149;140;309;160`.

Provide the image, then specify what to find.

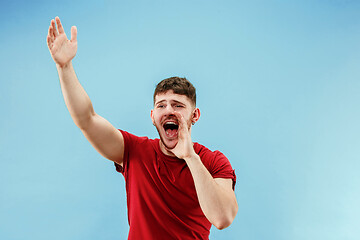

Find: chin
165;142;177;150
159;134;178;150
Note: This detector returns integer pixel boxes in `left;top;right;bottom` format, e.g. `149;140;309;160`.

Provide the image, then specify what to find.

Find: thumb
70;26;77;42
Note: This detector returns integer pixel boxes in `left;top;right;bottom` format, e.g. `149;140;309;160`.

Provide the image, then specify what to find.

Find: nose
164;105;175;116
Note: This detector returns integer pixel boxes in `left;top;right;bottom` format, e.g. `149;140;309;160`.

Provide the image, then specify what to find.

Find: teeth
164;121;178;125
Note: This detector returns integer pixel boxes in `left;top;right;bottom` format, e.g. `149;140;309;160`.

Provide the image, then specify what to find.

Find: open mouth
163;121;179;138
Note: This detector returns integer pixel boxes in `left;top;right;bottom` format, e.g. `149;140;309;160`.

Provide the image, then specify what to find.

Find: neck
159;140;177;157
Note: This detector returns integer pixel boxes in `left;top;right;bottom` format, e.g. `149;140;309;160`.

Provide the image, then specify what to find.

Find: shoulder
194;142;227;160
115;130;157;174
119;129;154;145
194;142;236;188
193;142;229;171
194;142;232;169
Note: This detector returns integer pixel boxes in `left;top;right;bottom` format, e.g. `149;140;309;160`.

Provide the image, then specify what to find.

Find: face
151;90;200;152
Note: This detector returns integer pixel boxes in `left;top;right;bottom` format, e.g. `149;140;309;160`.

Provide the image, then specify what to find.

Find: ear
191;108;200;124
150;109;155;125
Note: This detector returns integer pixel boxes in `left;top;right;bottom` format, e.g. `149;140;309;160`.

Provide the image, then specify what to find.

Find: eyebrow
155;99;186;105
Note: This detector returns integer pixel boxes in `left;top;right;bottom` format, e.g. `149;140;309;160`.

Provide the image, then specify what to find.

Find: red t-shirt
115;130;236;240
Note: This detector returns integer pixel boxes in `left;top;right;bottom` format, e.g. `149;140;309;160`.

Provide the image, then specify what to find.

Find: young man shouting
47;16;238;239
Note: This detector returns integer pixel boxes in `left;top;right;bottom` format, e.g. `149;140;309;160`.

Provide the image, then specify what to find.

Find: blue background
1;0;360;239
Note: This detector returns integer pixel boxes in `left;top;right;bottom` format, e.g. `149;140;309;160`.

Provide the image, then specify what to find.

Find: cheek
151;111;158;124
184;111;193;121
152;113;161;123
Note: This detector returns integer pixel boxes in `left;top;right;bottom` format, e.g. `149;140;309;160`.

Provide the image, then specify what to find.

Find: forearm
57;62;95;129
185;154;238;229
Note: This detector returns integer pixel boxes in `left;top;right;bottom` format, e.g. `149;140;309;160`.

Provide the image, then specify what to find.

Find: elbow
213;216;235;230
213;215;235;230
214;220;232;230
213;203;238;230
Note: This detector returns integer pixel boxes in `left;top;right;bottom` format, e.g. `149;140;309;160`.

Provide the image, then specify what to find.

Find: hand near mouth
169;111;197;161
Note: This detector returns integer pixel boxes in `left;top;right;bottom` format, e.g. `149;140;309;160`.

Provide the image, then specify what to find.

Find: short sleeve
210;151;237;190
114;130;134;176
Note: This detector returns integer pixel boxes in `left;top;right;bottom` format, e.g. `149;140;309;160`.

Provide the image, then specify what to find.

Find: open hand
169;111;197;160
47;17;77;67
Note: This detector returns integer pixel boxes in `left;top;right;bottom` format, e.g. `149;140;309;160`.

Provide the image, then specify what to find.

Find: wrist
184;152;200;163
56;61;72;70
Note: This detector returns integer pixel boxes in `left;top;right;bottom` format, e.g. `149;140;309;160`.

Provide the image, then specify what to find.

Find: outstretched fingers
47;25;54;47
70;26;77;42
55;16;65;34
48;24;53;39
51;19;58;37
47;34;51;47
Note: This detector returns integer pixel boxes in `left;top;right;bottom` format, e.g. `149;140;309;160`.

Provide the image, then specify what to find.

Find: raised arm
47;17;124;166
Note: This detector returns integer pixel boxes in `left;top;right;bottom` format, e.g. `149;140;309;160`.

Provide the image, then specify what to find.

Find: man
47;16;238;239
